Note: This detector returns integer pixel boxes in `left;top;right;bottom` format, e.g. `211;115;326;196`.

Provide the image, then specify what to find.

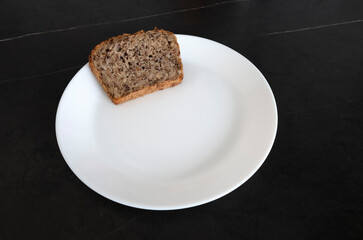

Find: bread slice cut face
89;29;183;104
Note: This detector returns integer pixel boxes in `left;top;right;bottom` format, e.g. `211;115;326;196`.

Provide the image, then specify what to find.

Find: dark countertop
1;0;362;239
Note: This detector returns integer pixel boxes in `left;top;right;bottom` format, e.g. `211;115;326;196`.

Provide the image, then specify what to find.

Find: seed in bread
89;28;183;104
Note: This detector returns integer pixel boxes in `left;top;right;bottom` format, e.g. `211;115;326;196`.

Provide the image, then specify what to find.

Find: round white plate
56;34;277;210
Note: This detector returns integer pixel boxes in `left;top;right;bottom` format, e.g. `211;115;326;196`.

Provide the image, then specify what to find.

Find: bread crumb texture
90;29;183;99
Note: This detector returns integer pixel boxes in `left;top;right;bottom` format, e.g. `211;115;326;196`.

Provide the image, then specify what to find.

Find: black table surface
1;0;362;239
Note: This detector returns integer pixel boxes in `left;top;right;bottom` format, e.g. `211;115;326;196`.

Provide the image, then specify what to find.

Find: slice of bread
89;28;183;104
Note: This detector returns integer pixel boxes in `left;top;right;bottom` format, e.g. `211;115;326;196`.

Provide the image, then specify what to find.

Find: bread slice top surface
89;29;183;101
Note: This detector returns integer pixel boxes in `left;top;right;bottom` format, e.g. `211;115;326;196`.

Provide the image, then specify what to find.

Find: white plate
56;34;277;210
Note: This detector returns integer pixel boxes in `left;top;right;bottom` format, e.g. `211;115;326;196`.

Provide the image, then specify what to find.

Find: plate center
94;61;238;180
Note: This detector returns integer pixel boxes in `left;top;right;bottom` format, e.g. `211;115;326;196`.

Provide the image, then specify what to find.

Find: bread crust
89;28;183;104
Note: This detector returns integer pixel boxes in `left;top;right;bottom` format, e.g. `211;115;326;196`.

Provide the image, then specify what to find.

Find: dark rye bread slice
89;29;183;104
